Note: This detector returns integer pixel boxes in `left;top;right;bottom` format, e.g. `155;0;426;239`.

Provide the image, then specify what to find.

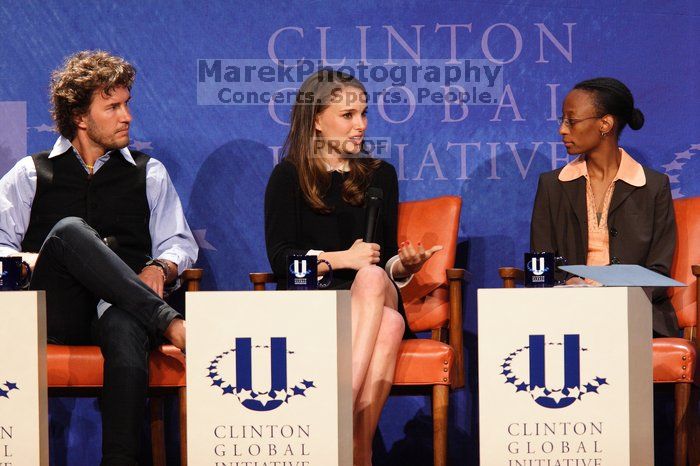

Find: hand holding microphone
340;187;384;270
345;238;381;270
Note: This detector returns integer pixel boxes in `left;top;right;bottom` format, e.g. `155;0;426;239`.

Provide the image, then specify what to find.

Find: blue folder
558;264;687;287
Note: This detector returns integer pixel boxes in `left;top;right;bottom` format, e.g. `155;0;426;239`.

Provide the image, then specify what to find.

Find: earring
601;131;608;138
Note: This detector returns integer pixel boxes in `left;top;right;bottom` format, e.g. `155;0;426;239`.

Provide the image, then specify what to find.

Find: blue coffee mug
287;255;332;290
524;252;567;287
0;257;31;291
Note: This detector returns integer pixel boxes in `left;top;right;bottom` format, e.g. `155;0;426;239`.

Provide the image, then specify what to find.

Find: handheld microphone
363;187;383;243
102;236;119;251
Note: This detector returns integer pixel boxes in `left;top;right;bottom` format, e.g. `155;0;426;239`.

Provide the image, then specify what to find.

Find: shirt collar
49;135;135;166
558;147;646;187
324;160;350;172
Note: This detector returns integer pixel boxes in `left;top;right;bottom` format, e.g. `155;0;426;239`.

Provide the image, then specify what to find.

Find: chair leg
150;397;166;466
179;386;188;466
687;386;700;465
674;383;690;466
432;384;449;466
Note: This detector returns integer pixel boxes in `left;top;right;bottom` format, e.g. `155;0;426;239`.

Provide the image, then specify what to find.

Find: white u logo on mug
292;259;308;278
530;257;546;276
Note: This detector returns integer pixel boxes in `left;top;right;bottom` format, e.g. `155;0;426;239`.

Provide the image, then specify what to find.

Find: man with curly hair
0;50;198;465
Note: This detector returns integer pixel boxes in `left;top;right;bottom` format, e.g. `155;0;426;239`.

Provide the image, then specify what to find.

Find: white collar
557;147;646;187
49;135;135;166
323;160;350;172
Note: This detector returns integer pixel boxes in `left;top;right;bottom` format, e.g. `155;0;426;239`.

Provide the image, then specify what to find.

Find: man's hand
20;252;39;279
164;318;186;352
139;266;166;298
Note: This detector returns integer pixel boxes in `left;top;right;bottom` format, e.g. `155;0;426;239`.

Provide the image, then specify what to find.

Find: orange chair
662;196;700;466
250;196;467;466
499;195;700;466
47;268;202;466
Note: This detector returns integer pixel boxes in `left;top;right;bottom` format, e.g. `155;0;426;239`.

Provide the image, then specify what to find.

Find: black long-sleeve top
264;159;399;289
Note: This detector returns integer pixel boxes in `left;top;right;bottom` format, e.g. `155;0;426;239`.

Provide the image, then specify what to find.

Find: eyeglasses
557;115;604;128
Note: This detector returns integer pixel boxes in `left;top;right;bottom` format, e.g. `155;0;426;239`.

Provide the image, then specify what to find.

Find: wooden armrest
499;267;524;288
249;272;276;291
181;268;203;292
447;267;472;283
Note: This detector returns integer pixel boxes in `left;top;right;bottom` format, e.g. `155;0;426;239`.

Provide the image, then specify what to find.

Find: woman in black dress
264;70;441;465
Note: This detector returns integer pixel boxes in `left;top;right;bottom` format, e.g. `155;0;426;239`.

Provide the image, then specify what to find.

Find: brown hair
282;69;380;213
50;50;135;140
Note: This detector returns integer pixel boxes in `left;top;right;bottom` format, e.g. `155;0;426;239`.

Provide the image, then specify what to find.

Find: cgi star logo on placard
206;337;315;412
501;334;608;409
0;381;19;400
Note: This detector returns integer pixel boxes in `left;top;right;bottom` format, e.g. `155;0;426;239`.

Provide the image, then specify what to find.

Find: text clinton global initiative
507;421;604;466
212;424;311;463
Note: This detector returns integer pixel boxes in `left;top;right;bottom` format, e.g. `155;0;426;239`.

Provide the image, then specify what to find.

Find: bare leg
350;266;405;466
353;306;404;466
350;266;399;402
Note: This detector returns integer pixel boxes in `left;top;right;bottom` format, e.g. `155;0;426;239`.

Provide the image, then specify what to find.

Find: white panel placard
478;287;653;466
0;291;48;466
187;290;352;466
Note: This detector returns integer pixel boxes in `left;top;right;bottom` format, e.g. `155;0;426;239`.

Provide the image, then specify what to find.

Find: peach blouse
558;148;647;266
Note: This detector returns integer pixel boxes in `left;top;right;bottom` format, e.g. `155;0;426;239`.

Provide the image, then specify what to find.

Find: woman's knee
380;308;405;342
352;265;388;298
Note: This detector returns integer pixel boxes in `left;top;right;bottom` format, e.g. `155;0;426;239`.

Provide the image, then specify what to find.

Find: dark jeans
29;217;182;466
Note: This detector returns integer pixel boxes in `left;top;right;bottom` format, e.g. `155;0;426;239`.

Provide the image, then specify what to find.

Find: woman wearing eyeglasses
530;77;678;336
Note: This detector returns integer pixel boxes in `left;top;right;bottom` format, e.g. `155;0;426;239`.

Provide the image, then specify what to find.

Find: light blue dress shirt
0;136;199;316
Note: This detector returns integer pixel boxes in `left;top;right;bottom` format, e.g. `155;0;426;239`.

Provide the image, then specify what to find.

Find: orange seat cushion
393;339;454;386
47;344;185;388
652;338;695;383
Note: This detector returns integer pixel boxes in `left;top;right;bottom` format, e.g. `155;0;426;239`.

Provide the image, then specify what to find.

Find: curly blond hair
50;50;135;139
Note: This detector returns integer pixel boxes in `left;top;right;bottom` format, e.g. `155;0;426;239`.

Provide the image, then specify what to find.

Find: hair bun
628;108;645;130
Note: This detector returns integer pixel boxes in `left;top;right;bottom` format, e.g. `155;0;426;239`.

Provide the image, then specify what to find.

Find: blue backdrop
1;1;698;464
